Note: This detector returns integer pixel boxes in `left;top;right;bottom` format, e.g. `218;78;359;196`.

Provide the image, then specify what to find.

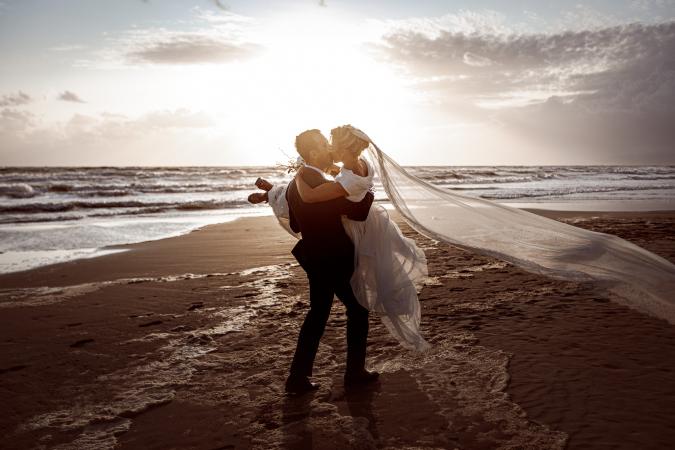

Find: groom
284;129;379;394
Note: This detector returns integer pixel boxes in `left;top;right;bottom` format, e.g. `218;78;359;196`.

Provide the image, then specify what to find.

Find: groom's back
287;169;369;278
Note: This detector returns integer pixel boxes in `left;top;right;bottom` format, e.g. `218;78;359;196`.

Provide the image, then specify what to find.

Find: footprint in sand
0;364;28;375
70;338;95;348
187;302;204;311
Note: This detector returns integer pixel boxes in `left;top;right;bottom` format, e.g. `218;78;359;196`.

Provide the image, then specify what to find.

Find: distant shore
1;211;675;449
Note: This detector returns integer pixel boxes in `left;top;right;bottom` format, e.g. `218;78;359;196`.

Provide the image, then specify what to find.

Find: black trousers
289;272;369;378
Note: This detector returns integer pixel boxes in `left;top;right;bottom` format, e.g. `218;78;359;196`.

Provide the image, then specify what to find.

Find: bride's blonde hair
330;125;370;157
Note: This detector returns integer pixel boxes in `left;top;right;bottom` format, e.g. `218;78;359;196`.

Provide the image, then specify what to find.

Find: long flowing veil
360;139;675;325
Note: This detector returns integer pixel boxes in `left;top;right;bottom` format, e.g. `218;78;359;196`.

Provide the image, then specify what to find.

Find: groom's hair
295;129;322;160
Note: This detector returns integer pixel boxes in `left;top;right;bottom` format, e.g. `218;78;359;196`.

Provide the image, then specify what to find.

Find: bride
252;125;430;351
252;124;675;342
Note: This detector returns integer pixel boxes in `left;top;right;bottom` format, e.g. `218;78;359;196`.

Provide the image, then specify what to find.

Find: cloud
0;108;34;134
630;0;675;12
126;34;257;64
0;109;218;165
48;45;86;52
88;10;260;67
462;52;493;67
138;109;214;129
0;91;31;107
61;109;214;139
556;4;622;30
58;90;86;103
376;21;675;163
382;23;670;78
372;10;515;44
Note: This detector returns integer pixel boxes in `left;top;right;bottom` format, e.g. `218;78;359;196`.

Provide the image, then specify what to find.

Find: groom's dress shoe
344;369;380;387
284;376;319;395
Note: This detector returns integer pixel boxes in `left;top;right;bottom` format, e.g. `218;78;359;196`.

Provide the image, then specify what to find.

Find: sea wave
0;199;251;214
407;168;565;184
1;165;674;225
44;183;253;196
0;183;37;199
480;184;675;199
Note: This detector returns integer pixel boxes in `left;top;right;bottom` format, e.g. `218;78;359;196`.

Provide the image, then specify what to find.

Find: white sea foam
0;271;233;308
18;264;296;448
0;209;269;274
1;165;673;274
0;248;128;273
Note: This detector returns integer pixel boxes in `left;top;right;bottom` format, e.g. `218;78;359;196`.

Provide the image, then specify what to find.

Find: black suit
286;167;374;377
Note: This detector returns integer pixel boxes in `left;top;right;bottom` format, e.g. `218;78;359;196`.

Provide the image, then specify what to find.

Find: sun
195;8;418;164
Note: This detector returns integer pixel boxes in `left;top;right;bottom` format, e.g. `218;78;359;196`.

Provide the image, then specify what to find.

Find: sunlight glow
201;8;418;164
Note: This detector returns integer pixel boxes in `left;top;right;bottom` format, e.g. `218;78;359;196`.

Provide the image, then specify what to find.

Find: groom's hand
325;164;340;177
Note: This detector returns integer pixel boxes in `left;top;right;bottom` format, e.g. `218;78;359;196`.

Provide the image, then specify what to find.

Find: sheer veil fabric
338;159;431;352
363;138;675;325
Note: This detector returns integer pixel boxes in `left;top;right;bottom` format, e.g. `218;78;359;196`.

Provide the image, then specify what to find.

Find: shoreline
0;207;271;274
522;207;675;219
0;216;296;288
2;206;674;282
1;210;675;448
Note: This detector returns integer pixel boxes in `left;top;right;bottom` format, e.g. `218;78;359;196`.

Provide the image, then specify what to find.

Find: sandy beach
1;210;674;449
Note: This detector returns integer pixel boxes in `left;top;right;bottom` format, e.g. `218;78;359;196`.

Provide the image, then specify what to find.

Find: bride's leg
247;191;268;204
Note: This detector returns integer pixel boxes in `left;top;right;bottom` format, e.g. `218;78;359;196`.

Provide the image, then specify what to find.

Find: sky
1;0;674;166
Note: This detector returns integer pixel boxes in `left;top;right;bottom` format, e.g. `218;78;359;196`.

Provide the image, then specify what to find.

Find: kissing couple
248;125;429;395
249;125;675;396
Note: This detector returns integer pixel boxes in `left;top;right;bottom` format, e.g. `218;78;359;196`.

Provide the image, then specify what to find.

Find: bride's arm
295;169;348;203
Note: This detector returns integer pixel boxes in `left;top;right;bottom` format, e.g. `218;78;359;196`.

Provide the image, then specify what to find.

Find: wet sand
1;210;674;449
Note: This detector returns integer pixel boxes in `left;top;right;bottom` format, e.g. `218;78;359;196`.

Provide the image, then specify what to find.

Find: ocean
1;165;674;273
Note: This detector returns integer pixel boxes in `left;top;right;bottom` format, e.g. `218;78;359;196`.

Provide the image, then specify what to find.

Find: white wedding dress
268;127;675;349
268;159;430;351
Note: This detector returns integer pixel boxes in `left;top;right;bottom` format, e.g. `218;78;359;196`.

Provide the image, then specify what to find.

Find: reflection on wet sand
281;392;316;449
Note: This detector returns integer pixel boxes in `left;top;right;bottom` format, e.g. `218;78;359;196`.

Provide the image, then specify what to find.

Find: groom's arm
300;170;373;221
340;191;374;221
305;191;373;221
324;192;375;222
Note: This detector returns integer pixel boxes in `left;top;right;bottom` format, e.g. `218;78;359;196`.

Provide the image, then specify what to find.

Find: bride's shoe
255;177;273;192
247;192;268;204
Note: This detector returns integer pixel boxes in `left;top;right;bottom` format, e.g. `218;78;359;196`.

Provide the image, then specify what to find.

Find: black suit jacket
286;168;373;280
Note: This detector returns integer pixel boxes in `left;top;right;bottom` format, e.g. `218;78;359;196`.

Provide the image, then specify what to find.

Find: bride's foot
255;177;273;192
247;192;268;204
